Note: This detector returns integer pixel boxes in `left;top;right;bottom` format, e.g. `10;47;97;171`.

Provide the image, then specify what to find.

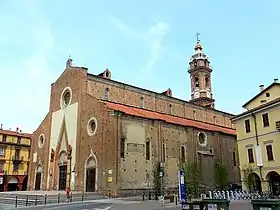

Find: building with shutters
0;125;31;191
232;79;280;195
28;40;240;196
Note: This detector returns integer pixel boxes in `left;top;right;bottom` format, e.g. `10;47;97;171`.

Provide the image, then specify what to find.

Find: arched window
140;96;144;108
120;137;125;158
195;77;199;88
194;60;197;67
168;104;172;115
181;146;186;163
162;143;166;162
204;60;208;66
146;141;150;160
205;77;209;88
104;88;109;100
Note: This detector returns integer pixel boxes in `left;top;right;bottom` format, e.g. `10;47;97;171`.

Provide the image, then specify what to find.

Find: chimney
259;85;264;91
274;78;278;83
16;127;19;132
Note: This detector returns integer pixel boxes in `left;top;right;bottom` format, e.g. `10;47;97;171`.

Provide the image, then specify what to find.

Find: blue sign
178;170;186;202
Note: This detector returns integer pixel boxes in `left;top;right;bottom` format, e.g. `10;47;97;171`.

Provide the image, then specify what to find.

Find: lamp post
159;162;164;206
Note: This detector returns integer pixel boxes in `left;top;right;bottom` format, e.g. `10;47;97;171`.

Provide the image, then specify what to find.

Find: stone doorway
35;173;41;190
86;168;96;192
58;165;67;190
84;154;97;192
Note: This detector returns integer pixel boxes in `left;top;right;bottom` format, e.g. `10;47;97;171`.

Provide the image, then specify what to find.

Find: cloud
0;0;54;133
111;18;169;73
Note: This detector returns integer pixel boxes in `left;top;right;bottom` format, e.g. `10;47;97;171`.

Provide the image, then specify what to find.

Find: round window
38;134;45;148
60;87;72;109
63;91;71;107
87;117;98;136
197;132;207;147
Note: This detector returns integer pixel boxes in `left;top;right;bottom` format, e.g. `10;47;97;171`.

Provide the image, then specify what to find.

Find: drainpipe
251;112;263;180
115;111;121;196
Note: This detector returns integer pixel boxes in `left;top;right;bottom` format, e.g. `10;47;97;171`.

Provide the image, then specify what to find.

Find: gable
243;83;280;110
55;117;69;155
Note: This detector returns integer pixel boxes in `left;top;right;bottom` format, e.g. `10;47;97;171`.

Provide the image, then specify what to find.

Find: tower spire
194;32;203;51
196;32;200;43
188;34;215;108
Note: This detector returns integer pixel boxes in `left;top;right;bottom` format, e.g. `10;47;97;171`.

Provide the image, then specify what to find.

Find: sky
0;0;279;133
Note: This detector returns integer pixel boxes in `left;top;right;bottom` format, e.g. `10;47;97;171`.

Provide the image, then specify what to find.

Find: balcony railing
12;156;24;162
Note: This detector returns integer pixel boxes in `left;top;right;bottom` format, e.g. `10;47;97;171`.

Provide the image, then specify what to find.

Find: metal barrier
0;192;104;208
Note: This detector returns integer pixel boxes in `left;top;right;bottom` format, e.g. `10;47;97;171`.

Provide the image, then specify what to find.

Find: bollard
15;196;18;208
70;192;72;203
58;193;60;204
142;192;145;201
148;191;151;200
175;194;178;205
26;195;29;206
35;195;38;206
81;193;84;202
44;194;47;205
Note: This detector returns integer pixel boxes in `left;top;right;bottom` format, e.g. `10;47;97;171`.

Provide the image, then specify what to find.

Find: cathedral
27;40;240;196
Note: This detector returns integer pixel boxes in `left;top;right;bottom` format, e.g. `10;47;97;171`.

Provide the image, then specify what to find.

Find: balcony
12;156;24;163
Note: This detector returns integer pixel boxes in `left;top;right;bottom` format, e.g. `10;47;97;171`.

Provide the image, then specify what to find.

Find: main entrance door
35;173;41;190
58;165;67;190
86;168;96;192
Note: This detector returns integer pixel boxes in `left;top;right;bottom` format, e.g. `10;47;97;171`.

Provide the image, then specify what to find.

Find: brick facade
28;59;240;195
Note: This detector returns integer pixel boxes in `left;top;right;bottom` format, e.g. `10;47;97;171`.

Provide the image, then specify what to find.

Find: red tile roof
105;102;236;136
0;129;32;138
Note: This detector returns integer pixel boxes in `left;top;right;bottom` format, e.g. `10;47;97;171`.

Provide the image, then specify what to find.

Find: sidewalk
111;200;180;210
0;191;83;195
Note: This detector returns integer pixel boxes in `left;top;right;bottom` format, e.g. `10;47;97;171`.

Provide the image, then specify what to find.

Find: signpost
0;170;4;185
178;170;186;202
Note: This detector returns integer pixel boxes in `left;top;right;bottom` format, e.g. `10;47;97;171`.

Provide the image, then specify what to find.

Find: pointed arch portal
84;152;98;192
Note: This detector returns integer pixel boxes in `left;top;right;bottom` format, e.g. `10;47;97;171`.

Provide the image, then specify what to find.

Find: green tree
152;161;166;199
242;164;255;192
214;161;229;190
179;160;201;200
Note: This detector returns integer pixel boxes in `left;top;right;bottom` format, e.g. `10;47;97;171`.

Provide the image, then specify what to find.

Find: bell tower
188;33;215;108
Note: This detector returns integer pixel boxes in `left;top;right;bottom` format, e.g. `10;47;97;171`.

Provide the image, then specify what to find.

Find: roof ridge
104;101;235;136
102;100;235;131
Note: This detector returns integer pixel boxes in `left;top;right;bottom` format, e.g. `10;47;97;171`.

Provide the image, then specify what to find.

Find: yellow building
232;79;280;195
0;125;31;191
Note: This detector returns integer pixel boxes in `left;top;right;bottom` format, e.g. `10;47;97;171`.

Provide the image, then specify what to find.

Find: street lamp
159;162;164;205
